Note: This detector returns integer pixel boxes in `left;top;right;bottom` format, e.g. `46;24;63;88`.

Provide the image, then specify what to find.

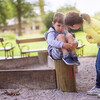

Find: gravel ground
0;57;100;100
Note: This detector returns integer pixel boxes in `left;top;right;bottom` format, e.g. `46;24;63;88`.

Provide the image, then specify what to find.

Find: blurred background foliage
0;0;100;57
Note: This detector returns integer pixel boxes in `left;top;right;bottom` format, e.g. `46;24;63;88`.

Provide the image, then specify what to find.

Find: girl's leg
65;33;80;66
96;48;100;88
65;33;76;52
87;48;100;95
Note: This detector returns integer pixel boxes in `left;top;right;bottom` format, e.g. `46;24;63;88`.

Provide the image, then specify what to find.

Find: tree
38;0;45;19
93;12;100;21
43;4;79;31
9;0;37;35
43;11;54;30
57;4;79;13
0;0;12;26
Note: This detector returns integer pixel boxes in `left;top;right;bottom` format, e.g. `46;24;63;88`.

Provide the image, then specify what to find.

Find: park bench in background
16;37;48;64
71;32;85;56
76;39;85;56
0;37;14;59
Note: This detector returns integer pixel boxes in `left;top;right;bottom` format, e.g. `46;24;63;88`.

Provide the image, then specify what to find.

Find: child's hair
53;12;65;24
65;11;91;26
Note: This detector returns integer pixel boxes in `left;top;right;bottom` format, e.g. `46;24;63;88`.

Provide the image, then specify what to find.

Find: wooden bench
0;37;14;59
16;37;48;64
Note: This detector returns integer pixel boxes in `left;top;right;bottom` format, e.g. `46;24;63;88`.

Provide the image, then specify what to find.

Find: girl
65;11;100;96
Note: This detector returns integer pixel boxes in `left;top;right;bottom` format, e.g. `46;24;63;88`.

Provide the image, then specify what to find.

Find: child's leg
56;34;75;65
65;33;80;66
56;34;68;54
65;33;76;52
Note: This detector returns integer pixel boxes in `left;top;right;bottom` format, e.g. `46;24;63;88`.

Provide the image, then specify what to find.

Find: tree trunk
17;0;22;36
55;60;76;92
39;0;45;19
48;56;76;92
18;14;22;36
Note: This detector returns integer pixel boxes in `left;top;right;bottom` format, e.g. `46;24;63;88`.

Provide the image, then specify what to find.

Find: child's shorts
50;47;63;60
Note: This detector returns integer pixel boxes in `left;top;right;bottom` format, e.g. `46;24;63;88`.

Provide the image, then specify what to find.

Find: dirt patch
0;57;100;100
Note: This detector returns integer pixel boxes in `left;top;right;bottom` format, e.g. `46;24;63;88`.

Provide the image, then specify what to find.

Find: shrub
43;11;54;30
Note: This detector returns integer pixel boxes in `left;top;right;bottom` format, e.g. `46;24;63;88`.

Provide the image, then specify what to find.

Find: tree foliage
38;0;45;19
93;12;100;21
43;11;54;30
43;4;79;31
8;0;37;35
0;0;13;26
57;4;79;14
10;0;37;18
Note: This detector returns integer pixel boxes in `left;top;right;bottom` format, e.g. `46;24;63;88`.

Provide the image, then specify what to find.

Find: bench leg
38;52;48;65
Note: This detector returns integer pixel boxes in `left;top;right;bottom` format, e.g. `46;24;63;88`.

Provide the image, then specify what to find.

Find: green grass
0;32;98;57
0;34;47;57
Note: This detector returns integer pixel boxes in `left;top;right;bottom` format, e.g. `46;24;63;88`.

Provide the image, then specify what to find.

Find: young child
65;11;100;96
44;12;80;66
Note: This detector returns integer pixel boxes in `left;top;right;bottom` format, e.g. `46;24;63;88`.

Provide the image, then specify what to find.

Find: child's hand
71;42;77;48
63;43;72;49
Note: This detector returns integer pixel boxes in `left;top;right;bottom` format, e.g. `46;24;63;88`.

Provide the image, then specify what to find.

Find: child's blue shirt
44;26;68;55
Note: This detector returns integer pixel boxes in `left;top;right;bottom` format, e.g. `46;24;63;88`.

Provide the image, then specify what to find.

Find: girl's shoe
87;86;100;95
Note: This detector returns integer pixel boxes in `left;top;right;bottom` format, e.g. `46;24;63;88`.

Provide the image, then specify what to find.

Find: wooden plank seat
16;37;48;64
21;48;47;54
0;37;14;59
0;47;14;51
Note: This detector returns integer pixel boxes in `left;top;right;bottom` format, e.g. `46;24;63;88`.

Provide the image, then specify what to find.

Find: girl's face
68;24;82;30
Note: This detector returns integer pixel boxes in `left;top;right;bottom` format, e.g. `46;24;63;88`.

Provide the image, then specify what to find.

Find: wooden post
48;56;76;92
74;65;78;73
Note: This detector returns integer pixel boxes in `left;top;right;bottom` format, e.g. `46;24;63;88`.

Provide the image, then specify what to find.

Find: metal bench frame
16;37;47;57
0;38;14;59
76;39;85;56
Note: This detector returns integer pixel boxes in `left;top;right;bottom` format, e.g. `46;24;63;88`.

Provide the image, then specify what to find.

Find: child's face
52;22;65;33
68;24;82;30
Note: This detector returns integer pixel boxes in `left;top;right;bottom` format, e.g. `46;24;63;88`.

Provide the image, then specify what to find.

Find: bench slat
16;37;45;43
22;48;47;53
76;44;85;49
0;47;14;51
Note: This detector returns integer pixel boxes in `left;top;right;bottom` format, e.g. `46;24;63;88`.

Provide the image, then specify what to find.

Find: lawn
0;31;98;57
0;34;47;57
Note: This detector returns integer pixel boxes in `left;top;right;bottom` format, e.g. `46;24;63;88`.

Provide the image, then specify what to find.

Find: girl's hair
53;12;65;24
65;11;91;26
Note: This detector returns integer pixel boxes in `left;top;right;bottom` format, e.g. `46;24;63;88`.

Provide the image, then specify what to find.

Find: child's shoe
62;56;75;65
71;52;80;66
72;56;80;66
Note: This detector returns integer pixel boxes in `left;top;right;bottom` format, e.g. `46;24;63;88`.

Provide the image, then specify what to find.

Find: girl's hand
86;35;92;40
